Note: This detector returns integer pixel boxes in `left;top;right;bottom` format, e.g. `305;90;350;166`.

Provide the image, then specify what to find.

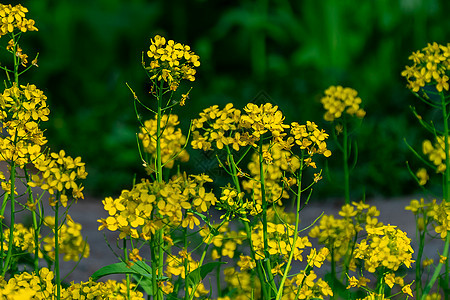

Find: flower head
0;4;37;36
402;42;450;93
145;35;200;90
321;85;366;121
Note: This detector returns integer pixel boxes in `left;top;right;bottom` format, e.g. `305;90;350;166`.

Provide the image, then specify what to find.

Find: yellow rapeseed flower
402;42;450;93
145;35;200;90
0;4;37;36
321;85;366;121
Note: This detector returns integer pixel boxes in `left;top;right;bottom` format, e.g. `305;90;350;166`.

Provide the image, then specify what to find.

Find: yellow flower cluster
309;201;382;262
0;4;37;37
146;35;200;90
191;103;249;151
405;198;450;238
216;185;256;221
426;199;450;239
251;221;312;261
320;85;366;121
98;174;216;239
166;250;199;279
138;114;189;172
0;84;49;166
402;42;450;93
42;215;90;262
423;136;448;173
288;121;332;158
0;268;54;299
63;279;144;299
192;103;332;163
242;143;300;206
0;269;144;300
354;225;414;273
240;103;290;141
2;223;38;254
29;150;87;202
281;270;333;300
349;273;413;298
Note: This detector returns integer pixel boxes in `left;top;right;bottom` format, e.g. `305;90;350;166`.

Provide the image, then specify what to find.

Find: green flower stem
153;81;164;300
1;31;22;277
258;139;276;296
226;146;270;300
276;158;304;300
343;119;350;204
188;228;217;300
441;91;450;295
420;233;450;300
341;230;358;284
330;247;336;300
24;167;41;273
1;162;16;277
157;230;164;300
243;221;269;300
13;33;19;85
422;91;450;299
156;81;164;184
415;221;426;298
442;92;450;202
54;198;61;300
123;239;131;300
183;226;189;300
150;239;158;299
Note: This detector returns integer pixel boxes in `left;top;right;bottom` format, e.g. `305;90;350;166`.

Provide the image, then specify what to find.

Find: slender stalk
415;225;425;298
441;91;450;297
150;239;158;300
243;221;269;300
24;167;40;272
1;32;21;277
443;93;450;202
156;85;163;184
421;233;450;300
226;146;270;299
124;239;131;300
54;199;61;300
155;83;165;300
188;230;217;300
13;33;19;85
330;247;336;300
183;226;189;300
421;92;450;299
276;158;303;300
1;162;16;277
258;139;276;296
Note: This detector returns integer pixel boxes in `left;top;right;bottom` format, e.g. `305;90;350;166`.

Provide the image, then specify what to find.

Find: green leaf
133;274;153;295
186;262;225;286
91;261;152;281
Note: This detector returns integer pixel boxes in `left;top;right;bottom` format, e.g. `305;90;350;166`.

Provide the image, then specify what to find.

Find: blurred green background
8;0;450;199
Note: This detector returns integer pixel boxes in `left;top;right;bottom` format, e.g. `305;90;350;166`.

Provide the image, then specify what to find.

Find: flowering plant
1;4;450;300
